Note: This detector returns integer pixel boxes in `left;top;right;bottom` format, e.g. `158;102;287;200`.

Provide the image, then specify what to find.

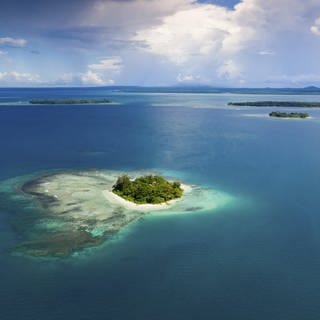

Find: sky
1;0;320;87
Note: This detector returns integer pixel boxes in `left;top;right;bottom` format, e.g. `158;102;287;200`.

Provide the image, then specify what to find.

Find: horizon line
0;85;319;90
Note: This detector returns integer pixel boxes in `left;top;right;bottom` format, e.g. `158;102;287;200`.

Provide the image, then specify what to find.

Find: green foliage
112;175;183;204
269;111;309;118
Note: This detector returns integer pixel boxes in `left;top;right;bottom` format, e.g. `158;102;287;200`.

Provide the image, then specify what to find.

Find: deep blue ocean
1;87;320;320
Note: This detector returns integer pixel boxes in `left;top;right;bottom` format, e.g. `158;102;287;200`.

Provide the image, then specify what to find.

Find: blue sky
1;0;320;87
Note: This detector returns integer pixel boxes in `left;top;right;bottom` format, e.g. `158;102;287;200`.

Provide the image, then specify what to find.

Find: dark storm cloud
0;0;136;31
0;0;135;15
0;0;147;50
0;0;173;28
0;0;87;29
41;25;139;50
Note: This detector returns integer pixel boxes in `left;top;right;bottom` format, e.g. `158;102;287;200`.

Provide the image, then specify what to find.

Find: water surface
1;87;320;319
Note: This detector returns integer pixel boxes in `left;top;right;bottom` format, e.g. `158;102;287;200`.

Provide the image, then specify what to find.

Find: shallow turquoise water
1;88;320;319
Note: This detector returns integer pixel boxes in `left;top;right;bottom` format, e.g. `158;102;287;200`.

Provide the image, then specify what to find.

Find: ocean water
1;87;320;319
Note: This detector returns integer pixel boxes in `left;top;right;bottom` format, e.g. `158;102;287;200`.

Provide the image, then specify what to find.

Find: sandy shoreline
102;183;192;211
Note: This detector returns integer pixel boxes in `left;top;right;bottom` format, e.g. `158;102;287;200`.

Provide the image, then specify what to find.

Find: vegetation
112;175;183;204
30;99;111;105
269;111;309;118
228;101;320;107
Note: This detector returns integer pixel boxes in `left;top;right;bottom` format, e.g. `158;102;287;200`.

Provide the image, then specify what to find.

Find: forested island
112;175;183;204
228;101;320;107
269;111;309;118
30;99;111;105
0;170;232;257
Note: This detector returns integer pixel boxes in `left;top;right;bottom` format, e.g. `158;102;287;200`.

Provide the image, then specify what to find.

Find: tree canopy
112;175;183;204
269;111;309;118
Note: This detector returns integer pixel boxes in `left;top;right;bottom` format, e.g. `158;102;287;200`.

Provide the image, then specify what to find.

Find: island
228;101;320;108
0;170;231;258
29;99;112;105
112;175;183;204
269;111;309;119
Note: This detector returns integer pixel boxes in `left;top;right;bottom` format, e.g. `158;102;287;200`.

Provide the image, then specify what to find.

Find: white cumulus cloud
177;73;202;83
134;4;247;64
88;56;123;73
132;0;320;85
0;37;27;47
258;50;275;56
217;60;243;80
56;70;114;86
2;0;320;86
0;71;42;85
311;17;320;35
80;70;111;85
55;57;123;86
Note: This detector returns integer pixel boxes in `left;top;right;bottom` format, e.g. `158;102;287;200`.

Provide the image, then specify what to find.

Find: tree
113;175;130;192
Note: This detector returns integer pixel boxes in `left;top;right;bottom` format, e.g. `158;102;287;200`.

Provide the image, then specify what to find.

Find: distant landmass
228;101;320;107
2;86;320;96
103;85;320;95
269;111;309;119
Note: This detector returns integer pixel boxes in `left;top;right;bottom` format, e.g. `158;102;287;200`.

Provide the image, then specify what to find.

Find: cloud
258;50;275;56
0;37;27;47
217;60;243;80
88;56;123;73
311;17;320;35
0;71;42;85
1;0;320;86
87;0;193;30
133;4;241;64
267;73;320;86
0;50;11;63
55;57;122;86
176;73;203;83
0;56;122;87
177;74;195;82
132;1;268;65
0;69;114;87
0;50;8;57
79;70;111;85
56;71;114;86
132;0;320;85
0;0;193;52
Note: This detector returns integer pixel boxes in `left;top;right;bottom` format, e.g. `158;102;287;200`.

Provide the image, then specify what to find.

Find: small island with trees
269;111;309;119
112;175;183;204
0;170;228;257
30;99;112;105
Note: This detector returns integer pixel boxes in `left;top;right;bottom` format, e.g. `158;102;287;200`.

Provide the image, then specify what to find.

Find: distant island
228;101;320;108
269;111;309;119
30;99;112;105
112;175;183;204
